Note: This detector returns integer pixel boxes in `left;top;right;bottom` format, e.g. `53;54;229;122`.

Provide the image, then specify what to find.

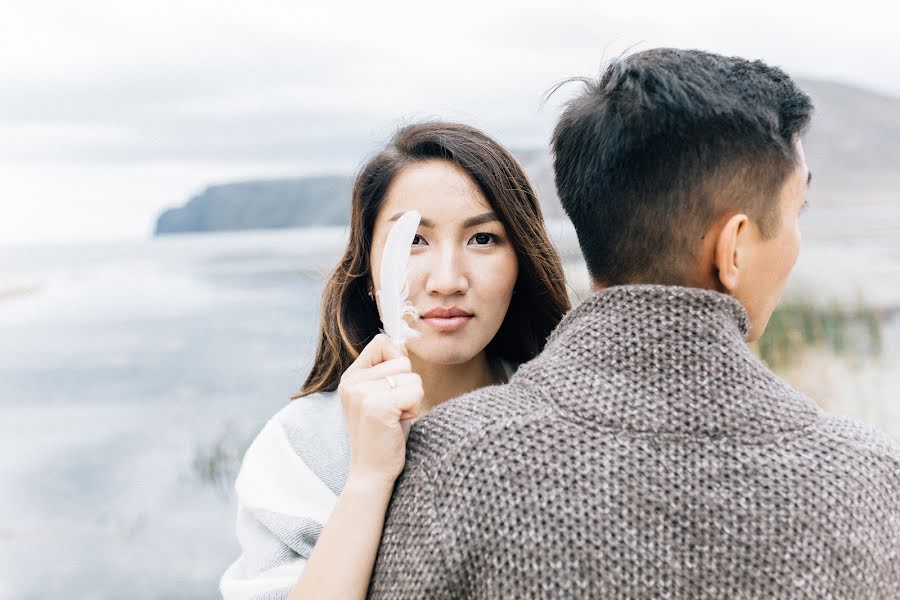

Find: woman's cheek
476;250;518;301
405;262;428;302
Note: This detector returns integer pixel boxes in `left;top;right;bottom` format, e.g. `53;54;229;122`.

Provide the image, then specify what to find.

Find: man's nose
424;246;468;296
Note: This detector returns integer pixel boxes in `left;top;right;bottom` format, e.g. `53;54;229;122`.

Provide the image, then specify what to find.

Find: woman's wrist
343;470;398;497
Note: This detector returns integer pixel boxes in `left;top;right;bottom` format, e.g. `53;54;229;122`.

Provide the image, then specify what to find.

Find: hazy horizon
2;0;899;245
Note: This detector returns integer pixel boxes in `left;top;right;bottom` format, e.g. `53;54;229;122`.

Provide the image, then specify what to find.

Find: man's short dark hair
551;48;813;285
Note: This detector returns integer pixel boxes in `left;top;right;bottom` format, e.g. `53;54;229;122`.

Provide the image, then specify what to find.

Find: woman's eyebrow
461;212;499;228
387;212;499;228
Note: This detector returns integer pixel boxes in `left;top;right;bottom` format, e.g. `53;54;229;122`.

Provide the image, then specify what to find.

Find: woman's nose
424;247;468;296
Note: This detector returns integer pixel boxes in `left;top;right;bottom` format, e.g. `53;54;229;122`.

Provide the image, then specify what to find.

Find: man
367;48;900;599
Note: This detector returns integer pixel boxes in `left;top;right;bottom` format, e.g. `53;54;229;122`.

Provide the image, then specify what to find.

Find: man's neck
592;276;724;294
410;352;499;413
517;284;818;436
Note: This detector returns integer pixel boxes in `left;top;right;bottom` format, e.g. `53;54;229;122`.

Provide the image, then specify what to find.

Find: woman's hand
338;334;423;488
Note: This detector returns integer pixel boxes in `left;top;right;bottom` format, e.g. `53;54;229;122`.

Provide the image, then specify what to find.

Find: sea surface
0;209;898;599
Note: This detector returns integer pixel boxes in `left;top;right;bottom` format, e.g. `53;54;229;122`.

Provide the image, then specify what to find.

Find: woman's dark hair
295;121;570;398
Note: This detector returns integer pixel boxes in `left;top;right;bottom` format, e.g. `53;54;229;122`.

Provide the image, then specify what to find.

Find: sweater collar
517;285;819;436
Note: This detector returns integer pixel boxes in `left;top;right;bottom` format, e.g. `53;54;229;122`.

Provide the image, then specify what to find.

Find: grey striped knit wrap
368;284;900;599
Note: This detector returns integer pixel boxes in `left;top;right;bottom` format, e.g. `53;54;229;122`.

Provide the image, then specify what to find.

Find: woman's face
369;159;519;366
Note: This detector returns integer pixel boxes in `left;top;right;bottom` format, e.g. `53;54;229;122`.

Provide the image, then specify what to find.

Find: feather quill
377;210;421;344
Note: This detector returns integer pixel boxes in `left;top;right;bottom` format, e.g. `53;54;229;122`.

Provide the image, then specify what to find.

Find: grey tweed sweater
367;285;900;599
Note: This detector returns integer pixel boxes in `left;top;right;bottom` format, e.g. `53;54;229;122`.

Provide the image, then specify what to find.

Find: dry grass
754;302;898;439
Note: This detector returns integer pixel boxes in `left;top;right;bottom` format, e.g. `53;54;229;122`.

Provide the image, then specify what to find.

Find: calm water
0;229;344;599
0;210;898;599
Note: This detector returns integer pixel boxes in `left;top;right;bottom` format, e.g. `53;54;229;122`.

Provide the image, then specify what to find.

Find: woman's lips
421;315;472;332
419;307;473;332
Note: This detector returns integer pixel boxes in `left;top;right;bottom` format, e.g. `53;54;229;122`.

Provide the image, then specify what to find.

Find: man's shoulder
814;411;900;470
405;378;551;464
800;412;900;512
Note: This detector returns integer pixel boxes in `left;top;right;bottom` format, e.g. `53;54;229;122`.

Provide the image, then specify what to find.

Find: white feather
376;210;421;343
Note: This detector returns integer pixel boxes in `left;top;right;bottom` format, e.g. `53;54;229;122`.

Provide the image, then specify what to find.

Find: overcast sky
2;0;898;245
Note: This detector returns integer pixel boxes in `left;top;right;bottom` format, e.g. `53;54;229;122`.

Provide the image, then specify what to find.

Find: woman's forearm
287;334;420;599
287;475;395;600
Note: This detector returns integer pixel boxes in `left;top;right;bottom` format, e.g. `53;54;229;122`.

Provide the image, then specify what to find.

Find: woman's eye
411;234;427;246
470;232;498;246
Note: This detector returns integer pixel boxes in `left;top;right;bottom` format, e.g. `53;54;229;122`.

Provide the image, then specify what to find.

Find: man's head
552;48;813;341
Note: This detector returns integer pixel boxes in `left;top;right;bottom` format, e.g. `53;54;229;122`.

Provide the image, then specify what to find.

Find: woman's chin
407;339;482;366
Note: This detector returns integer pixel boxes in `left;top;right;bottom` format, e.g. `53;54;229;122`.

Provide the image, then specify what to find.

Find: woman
220;121;570;599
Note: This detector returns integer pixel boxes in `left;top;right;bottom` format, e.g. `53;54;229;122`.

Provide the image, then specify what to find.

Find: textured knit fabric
368;285;900;600
220;362;518;600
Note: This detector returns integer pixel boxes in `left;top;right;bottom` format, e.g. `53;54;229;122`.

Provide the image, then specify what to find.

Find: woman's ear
715;213;748;293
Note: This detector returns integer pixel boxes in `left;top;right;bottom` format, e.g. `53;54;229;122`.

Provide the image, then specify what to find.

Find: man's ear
715;213;749;292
